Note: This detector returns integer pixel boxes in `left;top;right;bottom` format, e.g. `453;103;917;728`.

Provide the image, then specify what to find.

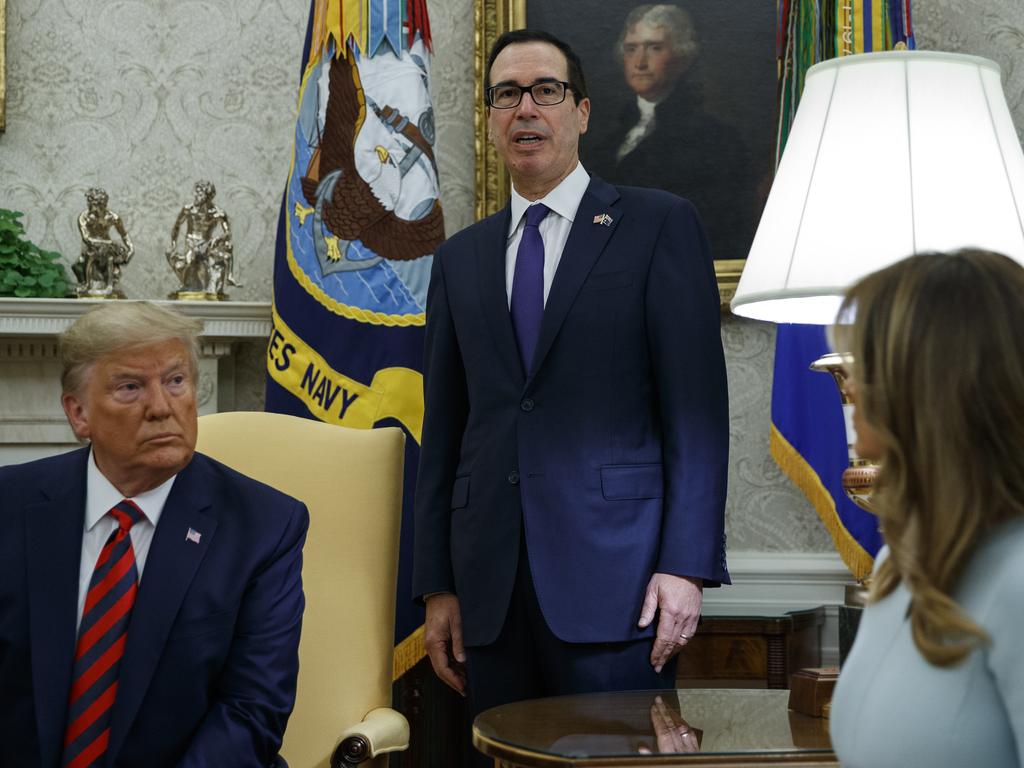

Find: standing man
0;302;307;768
585;5;752;261
412;27;729;739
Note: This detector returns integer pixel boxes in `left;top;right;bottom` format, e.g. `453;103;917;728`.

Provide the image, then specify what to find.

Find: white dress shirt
616;96;659;162
77;450;176;628
505;162;591;308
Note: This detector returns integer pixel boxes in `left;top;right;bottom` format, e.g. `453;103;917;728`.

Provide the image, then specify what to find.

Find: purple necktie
511;203;550;374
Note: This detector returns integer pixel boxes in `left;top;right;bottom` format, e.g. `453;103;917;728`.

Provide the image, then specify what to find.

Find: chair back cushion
197;411;405;767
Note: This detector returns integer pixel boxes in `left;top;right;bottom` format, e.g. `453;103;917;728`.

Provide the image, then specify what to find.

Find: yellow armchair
196;411;408;768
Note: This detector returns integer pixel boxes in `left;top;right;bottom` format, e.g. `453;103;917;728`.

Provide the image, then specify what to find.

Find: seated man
0;301;308;768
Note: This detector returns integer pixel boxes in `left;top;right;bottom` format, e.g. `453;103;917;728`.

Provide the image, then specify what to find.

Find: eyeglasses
486;81;573;109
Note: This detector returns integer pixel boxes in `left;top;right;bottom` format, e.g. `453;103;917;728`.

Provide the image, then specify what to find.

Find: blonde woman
829;249;1024;766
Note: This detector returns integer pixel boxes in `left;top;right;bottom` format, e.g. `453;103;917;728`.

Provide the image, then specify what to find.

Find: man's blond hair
59;302;203;395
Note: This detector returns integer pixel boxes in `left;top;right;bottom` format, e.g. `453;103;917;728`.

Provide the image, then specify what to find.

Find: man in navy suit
0;302;307;768
412;27;730;741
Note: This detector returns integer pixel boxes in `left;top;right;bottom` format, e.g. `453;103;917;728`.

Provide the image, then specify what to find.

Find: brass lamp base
842;461;877;512
809;353;880;514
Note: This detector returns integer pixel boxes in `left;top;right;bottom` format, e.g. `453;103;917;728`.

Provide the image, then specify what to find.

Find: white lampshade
731;50;1024;324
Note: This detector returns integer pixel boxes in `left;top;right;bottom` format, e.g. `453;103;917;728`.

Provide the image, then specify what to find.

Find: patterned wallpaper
916;0;1024;136
3;0;1023;554
0;0;478;300
2;0;302;301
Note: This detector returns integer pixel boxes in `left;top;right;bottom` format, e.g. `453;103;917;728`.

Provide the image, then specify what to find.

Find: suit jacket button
507;470;520;485
520;398;534;412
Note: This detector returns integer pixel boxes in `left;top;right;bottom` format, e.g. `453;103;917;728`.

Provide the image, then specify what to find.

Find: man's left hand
638;573;703;673
638;695;700;755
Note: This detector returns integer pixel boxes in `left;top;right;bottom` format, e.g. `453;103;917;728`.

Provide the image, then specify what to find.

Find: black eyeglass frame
485;80;576;109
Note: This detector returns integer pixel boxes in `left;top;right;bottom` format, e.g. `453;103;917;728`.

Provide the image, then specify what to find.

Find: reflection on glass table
473;688;835;766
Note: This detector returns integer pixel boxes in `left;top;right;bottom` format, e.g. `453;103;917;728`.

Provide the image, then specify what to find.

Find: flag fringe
392;623;425;680
770;423;874;580
284;245;425;326
310;0;432;62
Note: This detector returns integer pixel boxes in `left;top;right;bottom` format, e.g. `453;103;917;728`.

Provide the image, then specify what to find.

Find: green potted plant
0;209;70;298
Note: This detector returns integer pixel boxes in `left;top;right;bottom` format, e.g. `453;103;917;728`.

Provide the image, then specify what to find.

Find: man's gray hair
59;302;203;394
616;4;699;63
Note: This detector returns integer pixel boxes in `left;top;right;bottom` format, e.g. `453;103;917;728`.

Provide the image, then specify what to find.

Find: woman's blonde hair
59;301;203;395
833;249;1024;666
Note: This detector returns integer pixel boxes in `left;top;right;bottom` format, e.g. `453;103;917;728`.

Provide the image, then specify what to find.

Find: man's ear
578;97;591;135
62;392;91;441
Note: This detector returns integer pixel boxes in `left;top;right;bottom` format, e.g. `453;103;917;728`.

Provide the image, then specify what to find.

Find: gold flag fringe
310;0;368;66
392;623;425;680
770;424;875;580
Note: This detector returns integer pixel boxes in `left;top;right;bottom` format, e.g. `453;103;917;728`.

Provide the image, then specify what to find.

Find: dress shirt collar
636;94;659;117
84;448;175;531
508;162;591;236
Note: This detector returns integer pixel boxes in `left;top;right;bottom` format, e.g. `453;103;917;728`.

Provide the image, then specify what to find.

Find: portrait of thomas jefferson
582;3;764;261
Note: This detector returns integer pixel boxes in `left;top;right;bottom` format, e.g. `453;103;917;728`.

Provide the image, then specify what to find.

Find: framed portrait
473;0;777;303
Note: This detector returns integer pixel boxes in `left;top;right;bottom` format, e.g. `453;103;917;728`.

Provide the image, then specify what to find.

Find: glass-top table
473;689;836;766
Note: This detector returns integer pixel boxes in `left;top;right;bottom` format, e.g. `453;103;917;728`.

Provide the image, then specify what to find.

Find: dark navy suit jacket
0;448;308;768
412;176;729;647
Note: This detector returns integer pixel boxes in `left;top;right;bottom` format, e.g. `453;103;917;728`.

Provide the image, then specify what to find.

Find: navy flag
266;0;441;678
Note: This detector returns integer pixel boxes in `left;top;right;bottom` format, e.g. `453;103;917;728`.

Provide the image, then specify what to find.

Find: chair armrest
332;707;410;767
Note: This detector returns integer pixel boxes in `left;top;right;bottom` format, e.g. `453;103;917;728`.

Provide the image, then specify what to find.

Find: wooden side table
677;609;825;689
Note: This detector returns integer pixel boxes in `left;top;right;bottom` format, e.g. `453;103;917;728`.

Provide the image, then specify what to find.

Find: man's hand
424;593;467;696
638;695;700;754
637;573;703;673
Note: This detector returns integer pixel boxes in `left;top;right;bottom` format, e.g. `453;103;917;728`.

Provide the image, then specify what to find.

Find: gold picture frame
1;0;6;133
473;0;754;305
473;0;525;223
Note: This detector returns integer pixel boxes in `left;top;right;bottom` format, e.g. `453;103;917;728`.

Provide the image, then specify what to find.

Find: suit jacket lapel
476;205;525;383
107;457;217;763
528;178;622;385
26;449;89;768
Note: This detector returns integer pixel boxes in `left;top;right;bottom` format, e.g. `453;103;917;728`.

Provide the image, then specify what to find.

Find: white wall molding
704;550;854;617
0;298;271;339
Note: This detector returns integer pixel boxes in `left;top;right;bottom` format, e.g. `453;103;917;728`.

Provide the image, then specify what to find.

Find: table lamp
731;50;1024;510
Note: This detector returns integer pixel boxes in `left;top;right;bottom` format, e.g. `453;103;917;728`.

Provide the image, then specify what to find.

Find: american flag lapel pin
186;527;202;544
593;213;613;227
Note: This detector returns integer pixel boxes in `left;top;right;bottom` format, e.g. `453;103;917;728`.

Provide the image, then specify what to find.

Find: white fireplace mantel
0;298;271;339
0;298;272;466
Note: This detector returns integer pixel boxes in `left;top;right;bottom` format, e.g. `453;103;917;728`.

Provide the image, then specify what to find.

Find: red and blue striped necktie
61;499;145;768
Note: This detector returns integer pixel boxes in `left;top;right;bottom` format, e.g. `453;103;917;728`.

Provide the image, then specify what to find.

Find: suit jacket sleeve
176;499;309;768
646;198;730;585
411;244;470;601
